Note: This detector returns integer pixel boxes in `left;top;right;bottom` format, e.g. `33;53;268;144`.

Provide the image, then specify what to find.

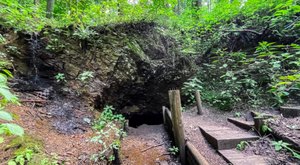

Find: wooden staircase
199;119;268;165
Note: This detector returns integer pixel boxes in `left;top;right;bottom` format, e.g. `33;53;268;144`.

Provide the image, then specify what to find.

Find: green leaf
0;86;18;103
2;123;24;136
16;155;25;165
2;69;13;78
0;136;4;143
8;160;17;165
293;152;300;160
274;145;282;151
0;111;13;121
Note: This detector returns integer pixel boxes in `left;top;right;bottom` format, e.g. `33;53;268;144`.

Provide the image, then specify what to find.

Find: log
186;141;210;165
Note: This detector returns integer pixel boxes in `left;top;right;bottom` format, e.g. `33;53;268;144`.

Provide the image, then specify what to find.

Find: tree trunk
46;0;55;18
208;0;211;12
195;0;202;8
176;0;181;14
34;0;39;5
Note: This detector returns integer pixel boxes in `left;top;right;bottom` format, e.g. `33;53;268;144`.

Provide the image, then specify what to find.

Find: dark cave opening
127;112;164;128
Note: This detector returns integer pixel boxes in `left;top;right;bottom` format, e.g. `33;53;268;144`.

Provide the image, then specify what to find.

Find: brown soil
268;116;300;149
120;124;179;165
0;104;101;165
244;138;300;164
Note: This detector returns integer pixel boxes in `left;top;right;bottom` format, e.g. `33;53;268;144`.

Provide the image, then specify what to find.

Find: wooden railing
162;90;209;165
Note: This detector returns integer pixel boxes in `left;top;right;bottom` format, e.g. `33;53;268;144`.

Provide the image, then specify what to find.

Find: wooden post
254;117;264;135
169;90;186;165
162;106;166;126
195;90;203;115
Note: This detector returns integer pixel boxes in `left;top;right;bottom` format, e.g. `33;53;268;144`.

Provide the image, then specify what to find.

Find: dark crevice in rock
127;112;164;128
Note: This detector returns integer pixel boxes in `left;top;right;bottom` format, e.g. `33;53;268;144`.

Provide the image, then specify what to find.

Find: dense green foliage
0;0;299;110
178;0;300;110
0;0;175;32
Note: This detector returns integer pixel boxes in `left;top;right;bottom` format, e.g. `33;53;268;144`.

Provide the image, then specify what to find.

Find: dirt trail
0;104;101;165
120;124;178;165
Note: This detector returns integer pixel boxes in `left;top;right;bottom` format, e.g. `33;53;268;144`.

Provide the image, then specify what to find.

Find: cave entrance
127;113;163;128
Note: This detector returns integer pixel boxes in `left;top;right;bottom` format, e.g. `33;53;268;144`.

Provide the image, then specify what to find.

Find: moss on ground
5;134;58;164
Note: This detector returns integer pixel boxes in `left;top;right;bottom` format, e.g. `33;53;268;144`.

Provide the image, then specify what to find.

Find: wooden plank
169;90;186;165
162;106;167;125
195;90;203;115
218;149;267;165
166;108;172;121
227;118;254;130
199;125;231;132
269;125;300;151
186;141;210;165
280;106;300;118
199;126;259;150
164;107;173;134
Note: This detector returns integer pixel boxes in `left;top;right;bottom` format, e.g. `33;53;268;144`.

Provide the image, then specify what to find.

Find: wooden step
227;118;254;130
218;149;268;165
199;125;259;150
280;106;300;118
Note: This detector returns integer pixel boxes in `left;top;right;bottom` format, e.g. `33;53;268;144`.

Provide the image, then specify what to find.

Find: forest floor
0;92;177;165
1;84;299;165
120;124;178;165
0;104;101;165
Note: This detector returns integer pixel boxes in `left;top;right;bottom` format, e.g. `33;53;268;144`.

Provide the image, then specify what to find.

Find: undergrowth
90;105;126;163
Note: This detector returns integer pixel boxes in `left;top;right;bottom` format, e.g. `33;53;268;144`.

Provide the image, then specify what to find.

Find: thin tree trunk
176;0;181;14
34;0;39;5
46;0;55;18
195;0;202;8
208;0;211;12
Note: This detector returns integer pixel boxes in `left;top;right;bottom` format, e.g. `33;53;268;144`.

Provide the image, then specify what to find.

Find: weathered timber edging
280;106;300;118
163;90;210;165
186;141;209;165
252;111;300;151
227;118;254;130
218;149;267;165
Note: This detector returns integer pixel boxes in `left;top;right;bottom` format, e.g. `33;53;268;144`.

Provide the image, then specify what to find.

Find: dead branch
223;29;262;35
157;153;171;158
141;143;164;152
20;99;47;103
